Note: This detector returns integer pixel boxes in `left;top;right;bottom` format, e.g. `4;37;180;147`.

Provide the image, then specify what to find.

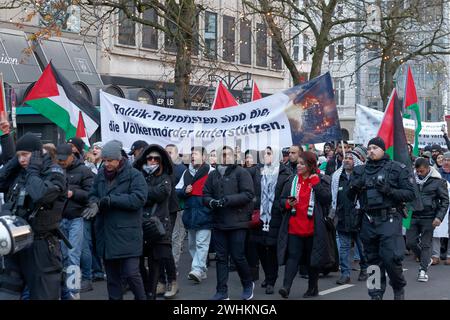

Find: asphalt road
81;243;450;301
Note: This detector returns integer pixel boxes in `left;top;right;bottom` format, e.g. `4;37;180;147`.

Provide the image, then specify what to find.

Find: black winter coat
203;165;254;230
63;158;95;219
413;170;449;221
90;160;148;260
134;144;173;245
244;165;261;210
335;171;361;233
250;164;291;246
278;174;338;272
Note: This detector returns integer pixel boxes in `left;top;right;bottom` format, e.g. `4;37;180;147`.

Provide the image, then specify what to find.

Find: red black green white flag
403;66;421;157
23;62;99;144
378;88;416;229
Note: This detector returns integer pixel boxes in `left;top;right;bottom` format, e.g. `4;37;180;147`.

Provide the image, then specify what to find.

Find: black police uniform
0;150;67;299
349;154;415;300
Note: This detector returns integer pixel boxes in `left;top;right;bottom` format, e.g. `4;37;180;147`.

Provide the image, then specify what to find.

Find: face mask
143;164;159;174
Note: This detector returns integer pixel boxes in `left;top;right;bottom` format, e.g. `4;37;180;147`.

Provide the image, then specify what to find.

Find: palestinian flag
377;89;411;166
377;88;415;229
23;62;99;143
403;66;421;157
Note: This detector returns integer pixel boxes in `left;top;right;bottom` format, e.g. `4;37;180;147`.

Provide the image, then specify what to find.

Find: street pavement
81;241;450;300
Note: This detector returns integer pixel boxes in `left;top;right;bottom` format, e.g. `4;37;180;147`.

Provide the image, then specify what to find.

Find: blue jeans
338;231;368;277
188;229;211;276
60;217;84;298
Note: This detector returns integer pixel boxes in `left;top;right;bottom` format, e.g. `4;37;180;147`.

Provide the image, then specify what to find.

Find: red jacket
286;174;320;237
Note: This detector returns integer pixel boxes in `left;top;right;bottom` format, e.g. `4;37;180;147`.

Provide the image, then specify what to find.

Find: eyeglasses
147;156;160;161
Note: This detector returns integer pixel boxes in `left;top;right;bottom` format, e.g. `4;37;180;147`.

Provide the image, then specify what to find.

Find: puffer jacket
203;164;254;230
63;158;95;219
413;167;449;221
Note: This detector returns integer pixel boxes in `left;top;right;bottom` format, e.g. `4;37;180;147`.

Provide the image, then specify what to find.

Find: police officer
348;137;415;300
0;133;67;300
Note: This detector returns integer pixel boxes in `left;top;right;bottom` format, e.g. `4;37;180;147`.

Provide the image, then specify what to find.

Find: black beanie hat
16;133;43;152
367;136;386;151
67;137;85;155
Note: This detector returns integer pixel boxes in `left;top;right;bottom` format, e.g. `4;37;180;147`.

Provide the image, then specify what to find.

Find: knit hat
431;144;442;152
101;140;123;160
443;151;450;160
67;137;85;155
422;151;432;159
352;146;368;162
367;137;386;151
16;133;42;152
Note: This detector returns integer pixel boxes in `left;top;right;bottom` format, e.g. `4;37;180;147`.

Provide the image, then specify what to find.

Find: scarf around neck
331;153;363;211
260;162;280;232
290;174;315;219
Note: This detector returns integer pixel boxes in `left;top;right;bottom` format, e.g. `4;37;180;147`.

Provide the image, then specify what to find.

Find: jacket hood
134;144;173;175
427;166;442;179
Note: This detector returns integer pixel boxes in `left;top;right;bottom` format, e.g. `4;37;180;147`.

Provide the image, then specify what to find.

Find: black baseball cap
128;140;148;155
56;143;74;161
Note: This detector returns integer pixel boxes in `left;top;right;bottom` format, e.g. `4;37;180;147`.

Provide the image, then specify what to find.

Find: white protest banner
354;104;447;148
100;73;343;153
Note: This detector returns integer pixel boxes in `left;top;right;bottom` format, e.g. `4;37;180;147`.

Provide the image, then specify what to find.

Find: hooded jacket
134;144;173;245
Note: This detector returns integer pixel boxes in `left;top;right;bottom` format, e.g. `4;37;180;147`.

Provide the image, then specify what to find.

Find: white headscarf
260;147;281;232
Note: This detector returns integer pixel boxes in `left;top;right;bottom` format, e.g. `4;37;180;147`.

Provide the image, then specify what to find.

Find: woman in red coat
277;151;333;299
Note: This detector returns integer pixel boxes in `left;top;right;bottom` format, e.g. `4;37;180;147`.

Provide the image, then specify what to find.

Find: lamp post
206;72;253;104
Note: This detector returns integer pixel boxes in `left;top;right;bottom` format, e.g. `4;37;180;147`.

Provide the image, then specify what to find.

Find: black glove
27;151;43;174
99;196;111;210
218;197;228;208
375;180;391;195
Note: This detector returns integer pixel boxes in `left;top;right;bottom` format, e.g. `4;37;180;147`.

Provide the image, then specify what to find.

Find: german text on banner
100;73;342;152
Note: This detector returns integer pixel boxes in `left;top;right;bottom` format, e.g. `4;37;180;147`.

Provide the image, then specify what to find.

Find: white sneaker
417;270;429;282
188;271;202;283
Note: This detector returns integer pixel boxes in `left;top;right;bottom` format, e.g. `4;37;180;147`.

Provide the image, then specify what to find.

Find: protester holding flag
348;136;415;300
406;157;448;282
278;151;333;299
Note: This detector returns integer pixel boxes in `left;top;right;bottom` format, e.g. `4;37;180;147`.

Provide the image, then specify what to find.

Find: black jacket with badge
90;159;148;260
63;158;95;220
0;152;67;233
134;144;173;245
203;164;254;230
348;154;415;212
412;167;449;221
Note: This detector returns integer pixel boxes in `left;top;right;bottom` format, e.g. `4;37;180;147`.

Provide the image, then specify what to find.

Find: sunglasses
147;156;160;161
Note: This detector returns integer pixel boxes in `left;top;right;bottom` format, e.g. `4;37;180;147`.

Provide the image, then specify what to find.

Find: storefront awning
34;38;103;86
0;29;42;84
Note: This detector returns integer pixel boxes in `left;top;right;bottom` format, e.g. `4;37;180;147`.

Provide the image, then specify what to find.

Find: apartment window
369;67;379;85
204;11;217;59
337;40;344;60
333;79;345;106
240;19;252;65
302;34;309;61
426;99;432;121
328;44;335;61
293;35;299;62
272;38;282;70
256;23;267;67
165;18;177;53
142;8;158;49
118;5;135;46
223;15;235;62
